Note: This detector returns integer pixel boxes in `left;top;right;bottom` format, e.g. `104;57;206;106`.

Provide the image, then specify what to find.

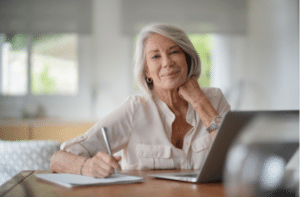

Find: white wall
211;34;246;110
212;0;299;110
90;0;132;119
239;0;299;110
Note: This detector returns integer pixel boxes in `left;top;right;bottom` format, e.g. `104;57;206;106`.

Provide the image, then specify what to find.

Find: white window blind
121;0;246;35
0;0;92;34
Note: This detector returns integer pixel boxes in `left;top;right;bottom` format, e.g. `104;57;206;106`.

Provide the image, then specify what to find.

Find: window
0;33;78;96
188;34;213;87
1;34;28;95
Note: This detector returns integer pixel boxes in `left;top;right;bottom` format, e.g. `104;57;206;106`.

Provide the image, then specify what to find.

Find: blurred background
0;0;298;189
0;0;298;122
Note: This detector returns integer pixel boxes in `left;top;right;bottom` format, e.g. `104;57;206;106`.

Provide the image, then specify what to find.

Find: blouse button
186;142;189;145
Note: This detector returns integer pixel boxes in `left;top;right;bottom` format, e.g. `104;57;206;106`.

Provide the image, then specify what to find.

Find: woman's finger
98;159;115;174
93;164;112;178
90;157;114;178
100;153;122;171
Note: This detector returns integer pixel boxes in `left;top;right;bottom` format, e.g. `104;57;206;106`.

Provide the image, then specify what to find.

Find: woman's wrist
80;158;90;176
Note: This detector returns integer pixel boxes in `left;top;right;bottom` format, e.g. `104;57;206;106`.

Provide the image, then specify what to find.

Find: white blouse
61;87;231;170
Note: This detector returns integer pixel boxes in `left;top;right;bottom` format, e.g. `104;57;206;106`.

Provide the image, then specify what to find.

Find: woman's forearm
178;77;220;140
187;91;218;140
193;97;219;140
50;150;88;174
192;96;219;128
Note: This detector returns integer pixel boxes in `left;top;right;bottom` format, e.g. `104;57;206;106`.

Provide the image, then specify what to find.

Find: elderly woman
50;24;230;178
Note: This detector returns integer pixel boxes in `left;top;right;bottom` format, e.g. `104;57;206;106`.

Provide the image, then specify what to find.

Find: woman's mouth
162;70;180;77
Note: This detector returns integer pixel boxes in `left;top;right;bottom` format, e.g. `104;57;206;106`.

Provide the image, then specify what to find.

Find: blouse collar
152;91;196;126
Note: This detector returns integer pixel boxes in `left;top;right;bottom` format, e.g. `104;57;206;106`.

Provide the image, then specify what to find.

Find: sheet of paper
35;173;144;188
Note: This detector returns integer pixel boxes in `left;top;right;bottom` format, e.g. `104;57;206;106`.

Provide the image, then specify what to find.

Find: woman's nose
162;55;173;68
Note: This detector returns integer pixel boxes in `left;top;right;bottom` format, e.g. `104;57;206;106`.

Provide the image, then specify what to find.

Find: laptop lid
196;110;299;183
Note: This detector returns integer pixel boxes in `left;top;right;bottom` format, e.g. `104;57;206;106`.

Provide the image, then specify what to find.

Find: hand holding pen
80;127;121;178
101;127;118;174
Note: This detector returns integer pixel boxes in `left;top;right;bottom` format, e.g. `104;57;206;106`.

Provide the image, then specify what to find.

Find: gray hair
133;23;201;96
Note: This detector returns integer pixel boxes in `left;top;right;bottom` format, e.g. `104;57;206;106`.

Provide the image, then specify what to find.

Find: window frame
0;34;93;119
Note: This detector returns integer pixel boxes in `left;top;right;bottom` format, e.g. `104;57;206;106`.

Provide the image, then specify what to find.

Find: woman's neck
154;87;188;116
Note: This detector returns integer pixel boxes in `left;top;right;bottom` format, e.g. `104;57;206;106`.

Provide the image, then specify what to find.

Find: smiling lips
162;70;180;77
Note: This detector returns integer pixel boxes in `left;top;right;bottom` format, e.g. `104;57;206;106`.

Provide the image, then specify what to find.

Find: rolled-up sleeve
61;135;90;157
60;96;136;157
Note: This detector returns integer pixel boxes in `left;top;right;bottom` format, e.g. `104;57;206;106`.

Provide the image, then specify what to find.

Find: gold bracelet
80;158;89;175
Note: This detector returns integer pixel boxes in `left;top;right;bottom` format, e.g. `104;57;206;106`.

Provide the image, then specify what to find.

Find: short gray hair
133;23;201;96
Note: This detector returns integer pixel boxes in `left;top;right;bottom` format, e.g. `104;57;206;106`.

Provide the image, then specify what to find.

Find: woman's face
144;33;188;91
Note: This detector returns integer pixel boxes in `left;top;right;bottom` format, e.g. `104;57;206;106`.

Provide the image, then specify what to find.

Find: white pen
101;127;117;174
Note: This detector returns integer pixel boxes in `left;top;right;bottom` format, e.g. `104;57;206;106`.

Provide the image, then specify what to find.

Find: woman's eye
152;55;159;59
171;50;179;54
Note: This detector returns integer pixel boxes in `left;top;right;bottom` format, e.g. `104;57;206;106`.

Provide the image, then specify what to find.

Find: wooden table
0;170;225;197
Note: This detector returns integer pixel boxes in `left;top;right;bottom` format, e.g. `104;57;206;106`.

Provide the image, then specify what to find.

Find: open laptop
148;110;299;183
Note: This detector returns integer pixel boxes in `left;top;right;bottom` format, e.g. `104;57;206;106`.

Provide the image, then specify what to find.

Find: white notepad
35;173;144;188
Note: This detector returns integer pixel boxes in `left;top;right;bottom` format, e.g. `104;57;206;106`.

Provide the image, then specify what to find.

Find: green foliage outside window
31;62;57;95
4;34;27;50
188;34;212;87
4;34;57;95
4;34;59;50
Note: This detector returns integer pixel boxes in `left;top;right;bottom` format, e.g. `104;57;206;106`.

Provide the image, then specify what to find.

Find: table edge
0;171;34;196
